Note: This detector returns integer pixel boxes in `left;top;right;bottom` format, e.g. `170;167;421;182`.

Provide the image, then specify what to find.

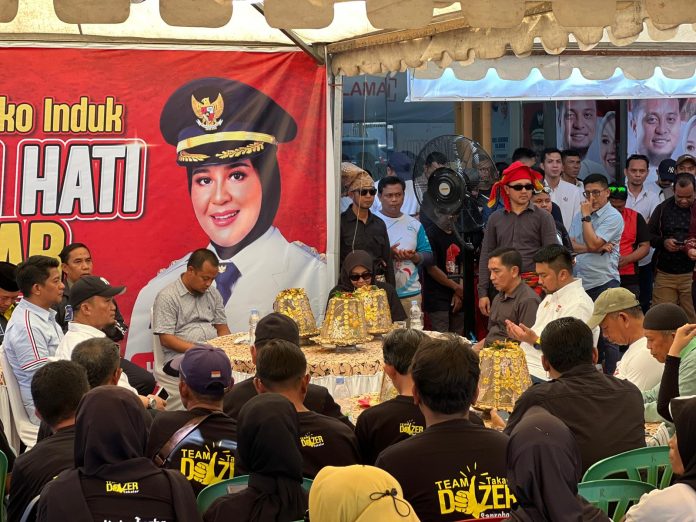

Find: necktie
215;262;241;305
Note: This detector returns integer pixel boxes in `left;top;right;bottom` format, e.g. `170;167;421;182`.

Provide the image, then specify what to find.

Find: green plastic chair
578;479;654;521
197;475;314;515
582;446;673;489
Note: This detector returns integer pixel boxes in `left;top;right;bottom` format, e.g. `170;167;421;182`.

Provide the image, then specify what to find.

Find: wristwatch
581;215;592;222
147;396;157;409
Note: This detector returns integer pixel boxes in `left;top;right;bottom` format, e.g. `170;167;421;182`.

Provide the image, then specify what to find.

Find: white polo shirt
522;279;599;380
56;322;138;394
626;186;660;267
614;336;664;392
548;178;584;231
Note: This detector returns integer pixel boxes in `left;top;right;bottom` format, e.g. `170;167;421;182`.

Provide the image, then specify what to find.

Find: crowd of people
0;146;695;520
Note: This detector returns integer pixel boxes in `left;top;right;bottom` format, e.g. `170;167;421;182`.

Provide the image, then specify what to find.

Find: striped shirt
3;299;63;424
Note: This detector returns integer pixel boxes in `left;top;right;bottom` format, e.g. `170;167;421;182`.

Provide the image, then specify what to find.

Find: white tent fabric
0;1;694;76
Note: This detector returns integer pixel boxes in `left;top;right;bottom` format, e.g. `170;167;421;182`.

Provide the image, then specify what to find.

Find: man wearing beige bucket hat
339;163;394;286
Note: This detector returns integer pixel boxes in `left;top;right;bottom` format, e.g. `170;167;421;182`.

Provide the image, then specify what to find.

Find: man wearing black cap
56;276;165;411
657;158;676;201
222;312;349;426
146;345;237;495
0;261;19;344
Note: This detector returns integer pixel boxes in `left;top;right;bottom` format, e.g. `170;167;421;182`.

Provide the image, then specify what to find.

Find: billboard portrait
556;100;620;182
628;98;696;186
0;48;328;366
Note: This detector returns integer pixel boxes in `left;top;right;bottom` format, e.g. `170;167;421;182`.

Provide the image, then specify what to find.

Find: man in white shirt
586;287;664;391
625;154;661;314
56;275;165;410
372;152;419;216
506;244;598;381
540;147;584;231
561;149;583;187
374;176;433;318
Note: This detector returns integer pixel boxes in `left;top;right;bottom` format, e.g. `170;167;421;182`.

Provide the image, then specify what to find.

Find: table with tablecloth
207;333;388;397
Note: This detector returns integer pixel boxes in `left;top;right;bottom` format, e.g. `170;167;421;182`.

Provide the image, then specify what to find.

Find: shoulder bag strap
153;411;224;467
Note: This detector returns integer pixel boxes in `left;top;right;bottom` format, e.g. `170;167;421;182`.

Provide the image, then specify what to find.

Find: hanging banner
556;100;620;182
0;48;328;366
627;98;696;187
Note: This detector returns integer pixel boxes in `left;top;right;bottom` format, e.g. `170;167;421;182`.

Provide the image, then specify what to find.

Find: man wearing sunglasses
570;173;624;373
479;162;558;316
339;164;395;286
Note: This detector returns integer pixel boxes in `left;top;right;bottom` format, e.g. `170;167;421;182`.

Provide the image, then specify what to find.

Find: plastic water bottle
249;308;260;345
410;300;423;330
333;376;351;400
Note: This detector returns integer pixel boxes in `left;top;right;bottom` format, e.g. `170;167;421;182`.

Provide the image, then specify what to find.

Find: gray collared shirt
153;276;227;364
478;205;559;295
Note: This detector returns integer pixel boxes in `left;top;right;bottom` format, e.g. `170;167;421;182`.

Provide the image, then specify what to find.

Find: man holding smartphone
649;172;696;321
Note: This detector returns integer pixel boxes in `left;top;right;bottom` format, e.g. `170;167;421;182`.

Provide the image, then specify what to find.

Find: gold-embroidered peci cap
160;77;297;167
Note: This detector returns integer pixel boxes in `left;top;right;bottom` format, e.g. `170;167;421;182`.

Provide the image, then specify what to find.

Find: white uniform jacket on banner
126;226;327;359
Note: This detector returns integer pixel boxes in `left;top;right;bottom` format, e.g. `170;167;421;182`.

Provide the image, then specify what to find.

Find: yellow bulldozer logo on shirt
105;481;139;494
435;467;516;518
180;447;235;486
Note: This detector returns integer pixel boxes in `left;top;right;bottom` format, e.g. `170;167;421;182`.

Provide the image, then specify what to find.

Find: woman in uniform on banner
127;78;327;356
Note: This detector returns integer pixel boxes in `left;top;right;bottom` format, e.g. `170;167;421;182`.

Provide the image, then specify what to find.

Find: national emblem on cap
161;77;297;167
192;93;224;131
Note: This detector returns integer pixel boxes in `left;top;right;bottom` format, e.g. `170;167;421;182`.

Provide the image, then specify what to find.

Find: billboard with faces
628;98;696;186
556;100;621;183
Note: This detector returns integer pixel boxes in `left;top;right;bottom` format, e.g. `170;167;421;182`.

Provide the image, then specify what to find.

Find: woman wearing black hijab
624;396;696;521
328;250;407;322
37;386;200;522
204;393;307;522
505;406;609;522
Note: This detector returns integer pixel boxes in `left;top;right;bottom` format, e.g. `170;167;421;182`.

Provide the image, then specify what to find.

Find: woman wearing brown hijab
37;386;200;522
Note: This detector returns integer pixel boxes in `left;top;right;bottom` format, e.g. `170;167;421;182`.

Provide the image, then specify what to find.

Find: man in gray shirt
153;249;230;375
479;162;558;316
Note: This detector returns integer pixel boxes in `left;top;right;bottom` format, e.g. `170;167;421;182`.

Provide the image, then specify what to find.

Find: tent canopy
1;1;695;76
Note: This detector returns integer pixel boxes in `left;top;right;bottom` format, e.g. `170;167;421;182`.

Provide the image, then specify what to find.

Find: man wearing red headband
479;162;559;316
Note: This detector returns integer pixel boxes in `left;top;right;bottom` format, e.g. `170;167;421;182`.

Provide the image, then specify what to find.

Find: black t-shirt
145;408;238;496
376;418;513;521
355;395;426;465
223;378;353;428
297;411;360;478
80;472;176;522
8;426;74;521
422;225;465;312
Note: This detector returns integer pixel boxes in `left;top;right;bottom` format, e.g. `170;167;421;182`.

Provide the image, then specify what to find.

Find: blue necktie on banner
215;262;241;305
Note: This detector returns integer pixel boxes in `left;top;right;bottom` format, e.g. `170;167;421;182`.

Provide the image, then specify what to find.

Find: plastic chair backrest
0;348;39;448
19;494;40;522
582;446;673;489
578;479;654;520
197;475;313;515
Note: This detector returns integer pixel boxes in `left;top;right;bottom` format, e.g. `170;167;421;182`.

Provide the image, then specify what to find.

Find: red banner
0;48;328;365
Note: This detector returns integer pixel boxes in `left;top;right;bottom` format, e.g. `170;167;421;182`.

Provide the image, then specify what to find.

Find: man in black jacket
222;313;350;426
